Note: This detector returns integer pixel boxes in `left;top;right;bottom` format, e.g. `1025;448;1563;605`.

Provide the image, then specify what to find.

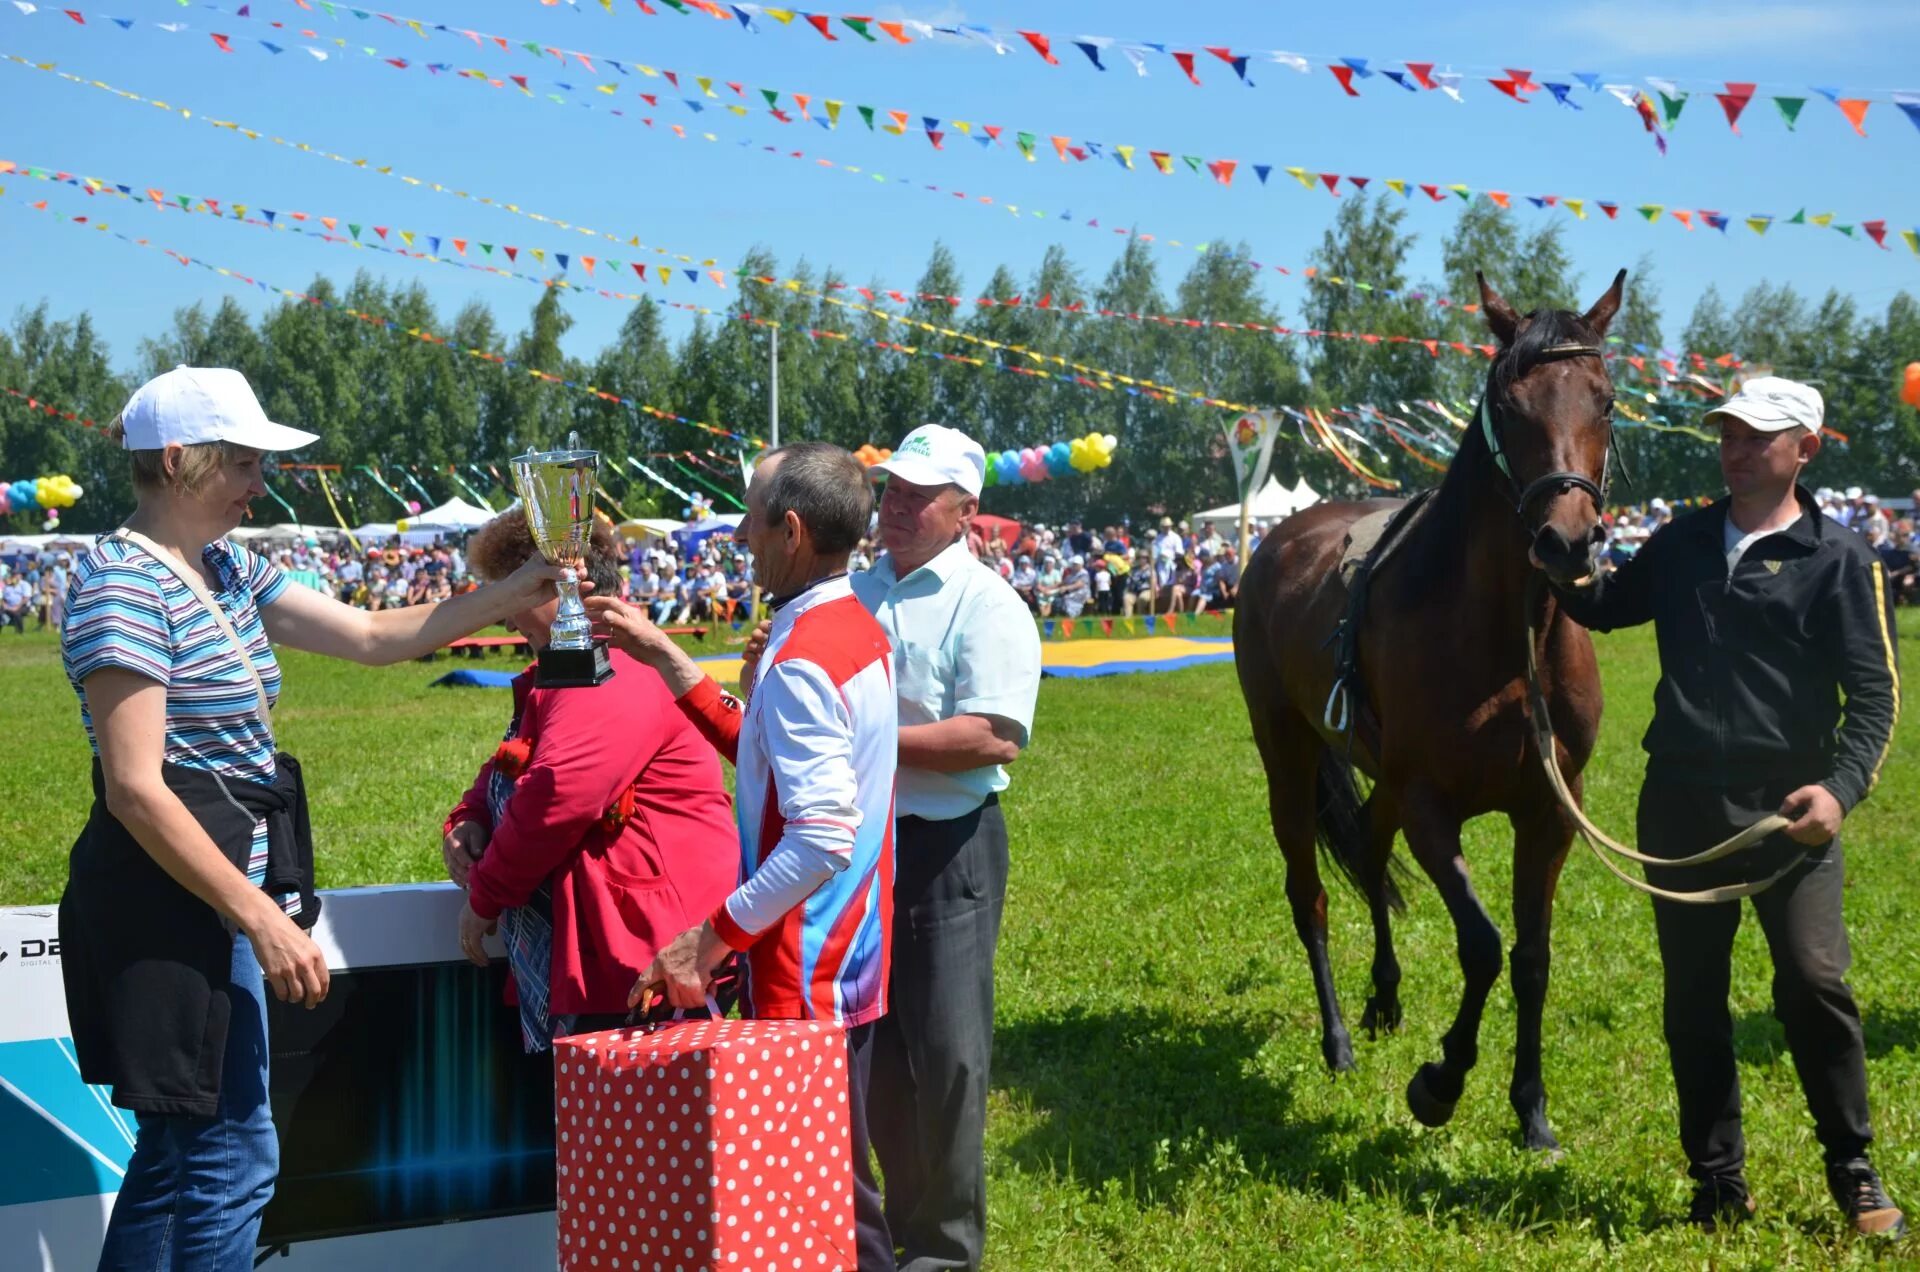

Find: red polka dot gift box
553;1019;855;1272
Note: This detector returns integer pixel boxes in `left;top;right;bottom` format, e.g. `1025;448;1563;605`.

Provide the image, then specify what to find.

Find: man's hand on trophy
585;596;671;662
496;553;592;611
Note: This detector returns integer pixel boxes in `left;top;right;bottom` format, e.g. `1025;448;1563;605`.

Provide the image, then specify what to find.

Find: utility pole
769;325;780;449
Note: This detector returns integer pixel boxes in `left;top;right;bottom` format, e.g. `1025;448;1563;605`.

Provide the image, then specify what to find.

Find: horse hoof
1324;1037;1357;1074
1522;1123;1563;1158
1406;1065;1459;1128
1361;995;1403;1038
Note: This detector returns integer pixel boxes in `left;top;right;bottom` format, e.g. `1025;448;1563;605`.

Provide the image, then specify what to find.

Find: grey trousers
870;796;1009;1272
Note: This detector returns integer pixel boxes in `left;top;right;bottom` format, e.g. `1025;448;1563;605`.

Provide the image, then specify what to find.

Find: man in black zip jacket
1551;376;1904;1238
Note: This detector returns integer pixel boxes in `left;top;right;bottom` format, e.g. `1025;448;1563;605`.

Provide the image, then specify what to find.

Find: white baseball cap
1704;375;1824;436
119;366;319;452
872;424;985;497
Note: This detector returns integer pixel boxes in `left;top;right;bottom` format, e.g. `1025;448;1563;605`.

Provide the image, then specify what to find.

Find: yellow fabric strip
315;469;361;554
1864;560;1901;795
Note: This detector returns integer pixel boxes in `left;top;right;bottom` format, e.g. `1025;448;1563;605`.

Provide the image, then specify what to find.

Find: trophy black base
534;639;615;688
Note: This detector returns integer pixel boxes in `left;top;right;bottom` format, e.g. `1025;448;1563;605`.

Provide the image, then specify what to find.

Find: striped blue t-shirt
63;536;297;914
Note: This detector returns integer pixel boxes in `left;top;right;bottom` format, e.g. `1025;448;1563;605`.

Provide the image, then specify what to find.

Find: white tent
352;523;453;547
0;531;91;553
618;517;686;540
410;497;496;532
1193;476;1320;529
229;522;336;544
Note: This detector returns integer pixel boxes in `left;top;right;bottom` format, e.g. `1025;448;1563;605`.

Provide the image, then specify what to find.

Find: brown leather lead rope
1523;577;1802;905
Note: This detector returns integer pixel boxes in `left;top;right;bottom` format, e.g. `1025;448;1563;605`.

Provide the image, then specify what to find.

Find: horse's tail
1313;744;1408;914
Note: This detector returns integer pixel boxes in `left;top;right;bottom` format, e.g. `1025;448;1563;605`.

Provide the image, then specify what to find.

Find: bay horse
1233;269;1625;1152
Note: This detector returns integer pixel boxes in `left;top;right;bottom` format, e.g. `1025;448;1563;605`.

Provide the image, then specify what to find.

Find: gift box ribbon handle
628;991;724;1031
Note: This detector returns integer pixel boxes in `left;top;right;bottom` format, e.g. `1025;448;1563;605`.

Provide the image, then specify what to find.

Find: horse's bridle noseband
1476;340;1616;533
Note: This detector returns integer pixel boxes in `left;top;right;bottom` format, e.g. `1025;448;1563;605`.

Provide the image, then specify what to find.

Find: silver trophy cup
509;433;614;687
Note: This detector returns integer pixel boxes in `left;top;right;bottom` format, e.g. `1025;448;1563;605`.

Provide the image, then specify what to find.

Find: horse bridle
1475;340;1617;534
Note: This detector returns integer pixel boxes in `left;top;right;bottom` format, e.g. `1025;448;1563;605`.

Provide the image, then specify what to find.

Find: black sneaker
1687;1175;1757;1233
1827;1158;1907;1238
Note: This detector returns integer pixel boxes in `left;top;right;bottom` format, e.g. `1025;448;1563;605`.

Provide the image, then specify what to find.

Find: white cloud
1552;3;1904;55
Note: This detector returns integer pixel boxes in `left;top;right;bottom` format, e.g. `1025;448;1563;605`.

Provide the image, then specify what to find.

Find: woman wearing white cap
59;367;569;1270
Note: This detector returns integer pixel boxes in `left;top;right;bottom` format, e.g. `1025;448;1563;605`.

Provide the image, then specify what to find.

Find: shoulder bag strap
111;527;274;729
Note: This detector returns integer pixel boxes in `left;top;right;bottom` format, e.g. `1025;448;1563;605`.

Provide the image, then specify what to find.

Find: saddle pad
1340;503;1416;588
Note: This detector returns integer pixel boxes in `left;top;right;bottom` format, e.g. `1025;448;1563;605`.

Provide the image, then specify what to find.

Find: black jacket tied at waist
60;755;321;1116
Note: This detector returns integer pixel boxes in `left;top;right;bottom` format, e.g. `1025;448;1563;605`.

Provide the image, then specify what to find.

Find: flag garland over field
4;11;1915;256
511;0;1918;143
3;157;1785;383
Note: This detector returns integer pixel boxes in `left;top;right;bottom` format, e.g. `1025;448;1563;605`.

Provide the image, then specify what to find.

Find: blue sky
0;0;1915;381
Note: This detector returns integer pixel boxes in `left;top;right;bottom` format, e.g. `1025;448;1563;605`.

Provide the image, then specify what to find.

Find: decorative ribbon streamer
42;0;1906;170
440;464;497;510
663;455;746;508
258;479;302;522
312;467;361;551
625;456;697;504
394;465;438;507
1;187;1832;476
4;43;1908;262
11;56;1912;325
592;485;632;519
512;0;1918;142
3;382;104;428
8;138;1819;383
3;155;1817;383
0;53;735;275
357;464;415;514
0;185;767;445
0;159;730;297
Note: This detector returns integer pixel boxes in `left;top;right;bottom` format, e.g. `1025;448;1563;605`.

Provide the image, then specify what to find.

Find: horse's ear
1582;268;1628;337
1477;271;1520;346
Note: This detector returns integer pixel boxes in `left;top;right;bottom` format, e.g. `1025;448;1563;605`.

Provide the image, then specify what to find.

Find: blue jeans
98;934;279;1272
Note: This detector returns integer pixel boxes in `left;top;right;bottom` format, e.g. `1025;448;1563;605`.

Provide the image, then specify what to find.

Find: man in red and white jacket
590;441;899;1269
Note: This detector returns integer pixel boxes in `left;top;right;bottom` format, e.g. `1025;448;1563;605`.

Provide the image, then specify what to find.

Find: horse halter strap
1477;341;1612;526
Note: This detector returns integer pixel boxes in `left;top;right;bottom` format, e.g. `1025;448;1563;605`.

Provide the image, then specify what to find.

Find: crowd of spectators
969;515;1256;619
279;532;765;626
0;550;69;635
19;479;1911;640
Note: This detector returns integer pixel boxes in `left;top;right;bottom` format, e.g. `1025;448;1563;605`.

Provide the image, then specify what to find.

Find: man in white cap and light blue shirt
854;424;1041;1271
1547;375;1905;1240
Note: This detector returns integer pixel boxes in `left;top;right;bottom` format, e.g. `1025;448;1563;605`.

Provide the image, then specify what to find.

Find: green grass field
4;618;1919;1269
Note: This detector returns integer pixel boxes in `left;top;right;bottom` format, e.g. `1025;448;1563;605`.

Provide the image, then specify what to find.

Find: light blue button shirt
853;540;1042;821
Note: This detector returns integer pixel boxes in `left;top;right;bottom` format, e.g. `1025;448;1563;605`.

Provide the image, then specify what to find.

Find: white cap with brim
119;365;320;452
872;424;985;497
1703;375;1824;436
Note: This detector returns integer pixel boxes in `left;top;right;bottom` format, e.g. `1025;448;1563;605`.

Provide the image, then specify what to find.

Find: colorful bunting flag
1715;82;1755;132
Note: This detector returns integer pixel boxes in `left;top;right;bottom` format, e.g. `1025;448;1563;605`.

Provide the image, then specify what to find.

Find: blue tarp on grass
1038;637;1235;680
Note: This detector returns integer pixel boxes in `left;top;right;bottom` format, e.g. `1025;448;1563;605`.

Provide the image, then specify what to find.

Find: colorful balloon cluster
1;473;85;531
1903;362;1920;410
852;444;894;467
982;433;1118;488
682;493;715;522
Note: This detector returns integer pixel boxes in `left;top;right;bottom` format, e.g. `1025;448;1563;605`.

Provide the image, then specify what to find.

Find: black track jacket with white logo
1556;485;1900;811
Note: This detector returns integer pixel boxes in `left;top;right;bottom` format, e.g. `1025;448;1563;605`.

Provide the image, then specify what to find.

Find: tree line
5;199;1917;535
